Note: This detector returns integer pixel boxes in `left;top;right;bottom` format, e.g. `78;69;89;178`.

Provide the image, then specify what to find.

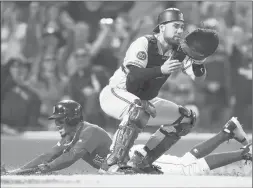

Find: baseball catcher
98;7;237;175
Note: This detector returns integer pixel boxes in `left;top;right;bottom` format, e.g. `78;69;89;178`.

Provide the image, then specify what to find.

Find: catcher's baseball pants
99;85;198;126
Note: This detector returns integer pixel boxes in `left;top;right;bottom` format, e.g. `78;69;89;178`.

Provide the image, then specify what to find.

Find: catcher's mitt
180;28;219;61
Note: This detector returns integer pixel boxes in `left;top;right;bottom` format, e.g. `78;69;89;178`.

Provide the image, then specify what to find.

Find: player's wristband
192;63;206;77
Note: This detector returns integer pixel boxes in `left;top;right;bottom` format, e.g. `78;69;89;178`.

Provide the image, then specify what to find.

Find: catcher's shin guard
127;105;196;168
103;99;156;169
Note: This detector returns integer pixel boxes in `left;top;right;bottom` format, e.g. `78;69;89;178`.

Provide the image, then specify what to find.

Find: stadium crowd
1;1;252;134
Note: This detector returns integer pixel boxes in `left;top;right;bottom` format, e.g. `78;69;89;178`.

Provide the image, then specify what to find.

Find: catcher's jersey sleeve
123;36;148;68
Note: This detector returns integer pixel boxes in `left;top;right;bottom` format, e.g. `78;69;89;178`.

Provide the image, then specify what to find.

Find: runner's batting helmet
49;100;83;126
153;8;184;33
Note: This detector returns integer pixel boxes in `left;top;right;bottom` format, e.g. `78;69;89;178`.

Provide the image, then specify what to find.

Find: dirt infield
1;174;252;187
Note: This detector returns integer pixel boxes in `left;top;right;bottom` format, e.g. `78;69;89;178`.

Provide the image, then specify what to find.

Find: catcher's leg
147;98;193;125
190;117;249;159
100;86;140;120
127;105;196;170
100;99;156;172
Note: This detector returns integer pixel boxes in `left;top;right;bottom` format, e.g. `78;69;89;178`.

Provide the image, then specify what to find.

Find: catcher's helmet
180;28;219;61
49;100;83;126
153;8;184;33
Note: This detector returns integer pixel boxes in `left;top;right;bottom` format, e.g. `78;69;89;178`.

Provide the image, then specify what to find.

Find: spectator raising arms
27;54;68;117
65;47;110;128
1;58;42;133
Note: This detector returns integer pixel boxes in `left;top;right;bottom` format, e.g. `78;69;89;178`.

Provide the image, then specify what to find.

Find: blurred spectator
26;54;68;117
67;19;118;76
61;1;134;42
200;47;231;128
176;2;201;26
238;33;252;80
65;47;110;128
22;2;41;61
110;13;132;57
229;33;252;131
111;13;147;66
159;73;195;106
1;2;28;64
1;58;42;132
61;1;105;43
1;1;252;134
43;3;75;76
62;2;135;76
23;2;74;76
233;2;252;32
195;18;232;128
91;12;145;74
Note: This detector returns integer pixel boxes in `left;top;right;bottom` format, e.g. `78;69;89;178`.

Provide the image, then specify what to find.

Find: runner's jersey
57;122;112;169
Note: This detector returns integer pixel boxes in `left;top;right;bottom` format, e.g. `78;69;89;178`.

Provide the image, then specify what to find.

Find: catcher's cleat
223;117;249;145
241;143;252;164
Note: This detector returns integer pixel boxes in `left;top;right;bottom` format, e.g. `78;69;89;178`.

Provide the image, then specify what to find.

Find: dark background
1;1;252;135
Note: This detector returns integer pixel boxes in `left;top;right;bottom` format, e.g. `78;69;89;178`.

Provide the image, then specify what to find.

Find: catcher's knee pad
128;99;156;129
107;99;156;165
170;105;197;136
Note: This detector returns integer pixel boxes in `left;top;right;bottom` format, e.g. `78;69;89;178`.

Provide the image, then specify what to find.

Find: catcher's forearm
127;65;163;82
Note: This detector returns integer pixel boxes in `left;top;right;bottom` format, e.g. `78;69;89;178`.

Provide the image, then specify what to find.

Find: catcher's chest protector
136;35;186;100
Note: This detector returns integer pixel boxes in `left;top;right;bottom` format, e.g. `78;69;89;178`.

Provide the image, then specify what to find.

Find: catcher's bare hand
161;60;182;75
